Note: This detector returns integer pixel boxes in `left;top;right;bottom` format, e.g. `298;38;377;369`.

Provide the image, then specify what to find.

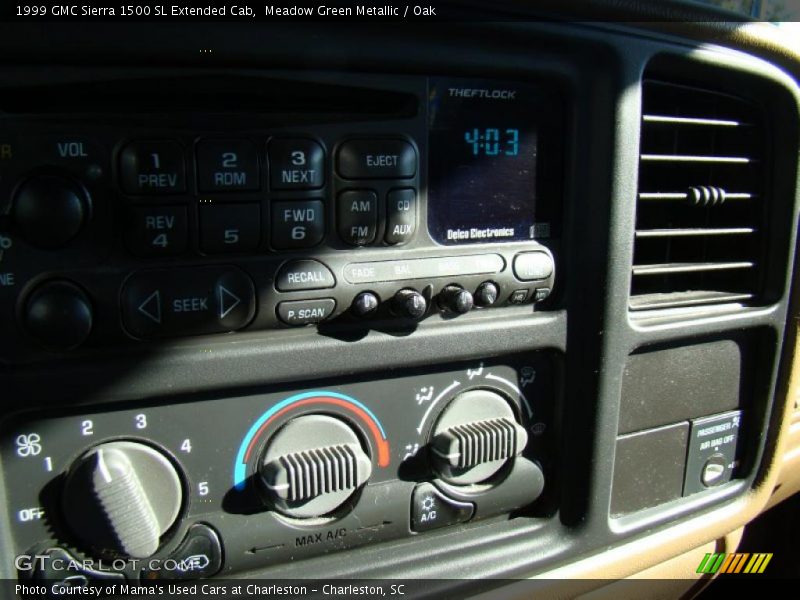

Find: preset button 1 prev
277;298;336;326
122;266;255;339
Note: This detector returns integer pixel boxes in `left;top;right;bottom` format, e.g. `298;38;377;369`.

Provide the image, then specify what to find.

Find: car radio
0;71;564;361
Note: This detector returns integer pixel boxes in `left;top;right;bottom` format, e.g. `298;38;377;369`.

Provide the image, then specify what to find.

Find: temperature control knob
62;441;183;559
12;174;90;249
431;389;528;485
259;414;372;519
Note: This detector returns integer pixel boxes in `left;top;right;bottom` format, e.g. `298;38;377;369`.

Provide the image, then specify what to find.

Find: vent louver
631;79;767;311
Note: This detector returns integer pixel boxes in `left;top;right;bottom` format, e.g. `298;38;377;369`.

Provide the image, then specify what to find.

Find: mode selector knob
12;174;90;249
62;441;183;559
259;414;372;519
431;390;528;485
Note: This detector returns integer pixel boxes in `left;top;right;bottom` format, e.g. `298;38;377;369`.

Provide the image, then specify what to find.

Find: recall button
276;259;336;292
337;139;417;179
278;298;336;326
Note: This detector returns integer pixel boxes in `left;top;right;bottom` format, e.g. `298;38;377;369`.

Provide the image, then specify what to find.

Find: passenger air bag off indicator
684;410;742;495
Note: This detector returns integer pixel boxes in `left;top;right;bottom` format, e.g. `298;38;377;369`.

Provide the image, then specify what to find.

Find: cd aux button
337;139;417;179
386;188;417;245
275;259;335;292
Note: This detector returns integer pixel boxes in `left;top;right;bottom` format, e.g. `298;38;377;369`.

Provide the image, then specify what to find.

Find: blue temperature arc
233;390;388;490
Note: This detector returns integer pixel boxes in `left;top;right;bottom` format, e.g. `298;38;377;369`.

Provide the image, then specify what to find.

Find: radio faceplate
0;72;564;361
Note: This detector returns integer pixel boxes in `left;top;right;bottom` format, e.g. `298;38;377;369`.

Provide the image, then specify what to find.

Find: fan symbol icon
15;433;42;458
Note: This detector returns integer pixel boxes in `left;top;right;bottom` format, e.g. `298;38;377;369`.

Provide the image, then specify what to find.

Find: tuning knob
62;441;183;559
392;288;427;320
259;414;372;519
438;285;474;314
430;390;528;485
12;174;90;249
24;280;93;351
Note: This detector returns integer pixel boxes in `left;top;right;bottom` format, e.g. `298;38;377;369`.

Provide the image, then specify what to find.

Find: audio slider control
343;254;505;284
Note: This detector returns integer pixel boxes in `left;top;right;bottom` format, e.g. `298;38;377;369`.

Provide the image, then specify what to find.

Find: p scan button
278;298;336;326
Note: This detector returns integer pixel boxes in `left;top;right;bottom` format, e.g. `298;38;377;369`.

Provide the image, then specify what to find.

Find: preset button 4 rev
125;205;188;257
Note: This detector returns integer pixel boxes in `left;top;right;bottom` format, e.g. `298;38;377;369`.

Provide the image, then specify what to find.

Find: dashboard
0;3;799;596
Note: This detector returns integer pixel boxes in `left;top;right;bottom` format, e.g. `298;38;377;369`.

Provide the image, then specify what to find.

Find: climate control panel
3;355;555;582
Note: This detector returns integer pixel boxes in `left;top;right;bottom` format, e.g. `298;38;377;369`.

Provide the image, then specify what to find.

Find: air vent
631;79;767;311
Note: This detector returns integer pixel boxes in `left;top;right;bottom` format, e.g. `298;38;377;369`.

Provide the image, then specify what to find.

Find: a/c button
411;483;474;533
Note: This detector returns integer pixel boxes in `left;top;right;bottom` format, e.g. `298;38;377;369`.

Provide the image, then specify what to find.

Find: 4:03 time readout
464;128;520;157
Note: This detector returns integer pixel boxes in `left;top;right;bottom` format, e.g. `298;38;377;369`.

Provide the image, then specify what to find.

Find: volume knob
12;174;90;249
62;441;183;559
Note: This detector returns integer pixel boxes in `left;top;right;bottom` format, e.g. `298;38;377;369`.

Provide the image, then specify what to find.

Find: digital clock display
428;78;555;245
464;128;520;156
